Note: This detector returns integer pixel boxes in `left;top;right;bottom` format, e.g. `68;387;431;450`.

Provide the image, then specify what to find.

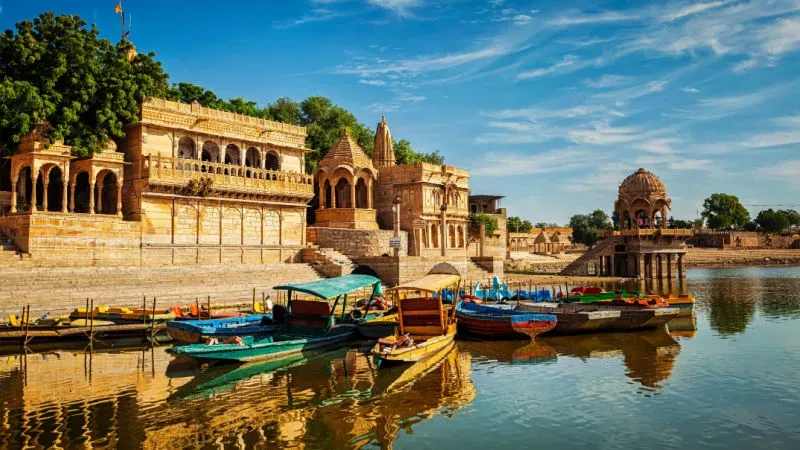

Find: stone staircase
0;263;322;316
301;246;357;278
0;229;32;268
560;237;620;276
466;260;492;281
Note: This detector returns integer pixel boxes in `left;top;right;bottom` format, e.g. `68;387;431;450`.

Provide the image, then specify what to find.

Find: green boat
166;274;381;364
562;290;643;303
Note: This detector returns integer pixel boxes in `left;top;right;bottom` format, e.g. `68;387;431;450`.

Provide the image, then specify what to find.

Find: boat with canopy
371;267;461;366
167;274;380;363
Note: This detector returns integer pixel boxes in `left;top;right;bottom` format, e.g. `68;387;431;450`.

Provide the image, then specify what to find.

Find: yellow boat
371;267;461;366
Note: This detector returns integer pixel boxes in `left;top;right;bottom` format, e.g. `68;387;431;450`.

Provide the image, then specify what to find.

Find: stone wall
352;256;502;287
0;212;140;266
691;231;800;249
306;226;407;258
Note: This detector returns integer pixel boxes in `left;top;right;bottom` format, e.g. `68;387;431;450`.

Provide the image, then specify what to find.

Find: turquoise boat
167;274;381;363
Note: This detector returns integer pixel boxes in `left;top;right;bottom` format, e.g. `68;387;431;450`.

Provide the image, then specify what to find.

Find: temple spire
372;115;395;169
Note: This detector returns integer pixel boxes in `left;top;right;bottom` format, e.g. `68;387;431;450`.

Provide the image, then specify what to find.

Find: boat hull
516;302;679;334
371;324;457;366
166;314;277;344
167;325;357;363
456;303;556;340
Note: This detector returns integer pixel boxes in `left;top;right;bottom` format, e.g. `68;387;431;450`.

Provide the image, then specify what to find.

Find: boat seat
399;297;445;336
287;300;334;335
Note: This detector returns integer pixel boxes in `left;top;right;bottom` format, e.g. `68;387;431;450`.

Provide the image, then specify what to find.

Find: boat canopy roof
386;274;461;293
274;274;381;300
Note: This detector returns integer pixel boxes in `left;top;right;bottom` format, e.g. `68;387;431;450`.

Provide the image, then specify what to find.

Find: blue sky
3;0;800;224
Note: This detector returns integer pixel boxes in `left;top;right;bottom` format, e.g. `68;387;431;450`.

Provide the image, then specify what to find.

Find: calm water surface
1;267;799;449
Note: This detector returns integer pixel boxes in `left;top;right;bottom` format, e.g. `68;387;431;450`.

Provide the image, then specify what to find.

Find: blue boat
456;301;557;340
166;274;381;363
166;314;278;344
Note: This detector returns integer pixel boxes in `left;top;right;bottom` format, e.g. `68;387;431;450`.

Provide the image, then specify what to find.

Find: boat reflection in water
542;329;681;393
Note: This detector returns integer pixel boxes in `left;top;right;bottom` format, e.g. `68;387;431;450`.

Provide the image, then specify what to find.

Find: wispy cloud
758;160;800;185
762;17;800;55
358;78;386;86
742;131;800;148
661;1;731;22
473;149;594;176
569;122;643;145
681;86;699;93
275;8;345;29
367;0;423;17
517;55;582;79
584;74;632;89
364;90;426;113
639;138;679;154
547;11;641;26
668;158;713;170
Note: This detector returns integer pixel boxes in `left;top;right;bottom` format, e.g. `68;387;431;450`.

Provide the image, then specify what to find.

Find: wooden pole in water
88;299;94;340
207;295;211;319
142;296;147;325
150;297;157;341
252;287;256;312
262;292;266;312
22;305;30;346
195;297;200;320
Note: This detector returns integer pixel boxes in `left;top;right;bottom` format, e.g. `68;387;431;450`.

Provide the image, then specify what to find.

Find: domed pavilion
614;168;671;230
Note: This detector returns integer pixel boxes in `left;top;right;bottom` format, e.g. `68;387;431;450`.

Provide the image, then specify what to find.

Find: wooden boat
166;313;277;344
455;301;556;340
167;274;381;363
357;313;398;339
371;268;461;366
660;294;696;316
516;302;679;334
69;306;176;324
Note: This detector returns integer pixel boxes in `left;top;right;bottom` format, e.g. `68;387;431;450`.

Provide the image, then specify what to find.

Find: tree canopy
507;216;533;233
701;193;751;230
0;13;169;156
569;209;613;247
753;209;799;233
0;12;442;171
469;213;498;237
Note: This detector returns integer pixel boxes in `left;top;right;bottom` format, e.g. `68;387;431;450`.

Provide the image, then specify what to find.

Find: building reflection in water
0;344;476;449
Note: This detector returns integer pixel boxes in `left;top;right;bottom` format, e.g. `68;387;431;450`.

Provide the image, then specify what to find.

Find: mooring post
207;295;211;318
150;297;157;342
195;297;200;320
141;296;147;325
88;299;95;342
252;288;256;312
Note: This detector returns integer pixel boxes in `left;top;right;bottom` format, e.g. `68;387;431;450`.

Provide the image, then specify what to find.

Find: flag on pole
115;2;123;14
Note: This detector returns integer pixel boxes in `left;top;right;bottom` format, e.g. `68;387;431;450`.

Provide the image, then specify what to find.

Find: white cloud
486;105;605;121
661;1;731;22
547;11;641;26
758;161;800;184
364;90;426;113
517;55;581;79
367;0;423;17
762;18;800;55
358;78;386;86
337;45;512;78
668;159;712;170
569;122;642;145
742;131;800;148
275;8;345;28
639;138;679;154
681;87;699;93
565;165;630;192
584;74;632;88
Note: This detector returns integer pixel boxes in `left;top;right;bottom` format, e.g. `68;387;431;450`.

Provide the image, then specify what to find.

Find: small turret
372;115;396;169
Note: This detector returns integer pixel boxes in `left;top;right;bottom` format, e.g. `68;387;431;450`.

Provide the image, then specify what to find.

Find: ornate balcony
143;155;314;199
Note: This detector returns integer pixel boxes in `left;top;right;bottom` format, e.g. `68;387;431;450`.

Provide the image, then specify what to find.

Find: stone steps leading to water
0;264;322;316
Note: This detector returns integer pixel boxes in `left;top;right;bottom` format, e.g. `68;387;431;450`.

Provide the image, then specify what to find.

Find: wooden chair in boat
286;300;334;335
397;296;447;341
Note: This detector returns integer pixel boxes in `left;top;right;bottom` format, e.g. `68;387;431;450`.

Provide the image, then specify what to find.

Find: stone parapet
306;227;407;259
351;256;501;287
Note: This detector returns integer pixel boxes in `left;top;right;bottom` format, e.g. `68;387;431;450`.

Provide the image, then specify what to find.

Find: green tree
0;13;169;156
520;219;533;233
507;216;522;233
268;97;302;125
755;209;790;233
672;219;694;229
469;213;498;236
393;138;444;165
701;193;750;230
569;209;613;247
778;209;800;229
534;222;560;228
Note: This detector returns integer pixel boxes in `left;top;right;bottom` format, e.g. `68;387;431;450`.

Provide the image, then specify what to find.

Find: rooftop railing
598;228;693;238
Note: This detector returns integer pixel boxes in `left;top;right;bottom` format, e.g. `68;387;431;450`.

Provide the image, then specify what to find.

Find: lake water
1;267;799;449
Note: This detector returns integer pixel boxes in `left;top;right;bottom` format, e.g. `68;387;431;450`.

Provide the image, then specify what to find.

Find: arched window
355;178;368;209
265;152;280;171
449;224;456;248
458;226;465;248
324;180;332;208
225;144;240;165
245;147;260;168
431;223;438;248
335;178;352;208
178;137;196;159
202;141;220;162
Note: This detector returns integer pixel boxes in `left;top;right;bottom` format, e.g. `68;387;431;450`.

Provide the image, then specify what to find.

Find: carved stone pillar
440;207;447;257
89;181;96;214
331;178;337;209
61;174;68;213
68;182;75;213
41;180;49;211
117;184;123;217
10;176;17;213
349;180;355;209
31;173;38;213
367;179;373;209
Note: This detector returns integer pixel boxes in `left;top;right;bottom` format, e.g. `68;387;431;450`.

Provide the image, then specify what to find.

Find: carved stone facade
0;98;314;266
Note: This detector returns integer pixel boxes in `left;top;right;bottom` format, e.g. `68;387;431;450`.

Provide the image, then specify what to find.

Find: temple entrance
335;179;351;209
46;166;64;212
265;152;280;171
352;264;379;278
97;171;118;215
355;178;368;209
73;172;91;213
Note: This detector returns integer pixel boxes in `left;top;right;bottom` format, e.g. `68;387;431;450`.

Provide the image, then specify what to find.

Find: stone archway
324;179;332;208
202;141;220;163
431;223;439;248
458;226;465;248
245;147;261;168
449;224;456;248
265;152;280;171
46;166;64;212
178;136;196;159
225;144;241;165
16;166;34;212
73;172;91;213
352;264;379;278
355;178;368;209
335;178;352;209
97;171;119;215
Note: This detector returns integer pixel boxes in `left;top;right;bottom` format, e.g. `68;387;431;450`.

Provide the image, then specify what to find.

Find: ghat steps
0;264;322;316
0;229;32;267
560;237;620;276
301;246;357;278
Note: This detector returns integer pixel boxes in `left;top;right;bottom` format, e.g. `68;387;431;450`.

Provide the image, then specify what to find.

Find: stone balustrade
144;154;314;197
598;228;693;238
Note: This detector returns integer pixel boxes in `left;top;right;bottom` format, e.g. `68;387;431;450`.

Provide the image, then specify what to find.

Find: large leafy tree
778;209;800;230
0;13;169;156
569;209;613;247
755;209;791;233
507;216;532;233
701;193;750;230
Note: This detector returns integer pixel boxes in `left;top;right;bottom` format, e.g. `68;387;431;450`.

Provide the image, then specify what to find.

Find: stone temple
561;168;692;279
0;99;499;294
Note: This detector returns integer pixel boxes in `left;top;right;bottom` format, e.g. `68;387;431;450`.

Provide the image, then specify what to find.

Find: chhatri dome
615;168;671;230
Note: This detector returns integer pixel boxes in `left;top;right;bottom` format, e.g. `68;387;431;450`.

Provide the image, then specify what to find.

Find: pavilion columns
331;181;337;208
367;180;373;209
31;173;38;213
666;254;673;278
636;254;645;279
61;174;68;213
678;254;685;279
440;207;447;257
648;254;656;279
9;175;17;213
349;181;356;209
69;181;75;213
89;180;96;214
117;183;123;217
